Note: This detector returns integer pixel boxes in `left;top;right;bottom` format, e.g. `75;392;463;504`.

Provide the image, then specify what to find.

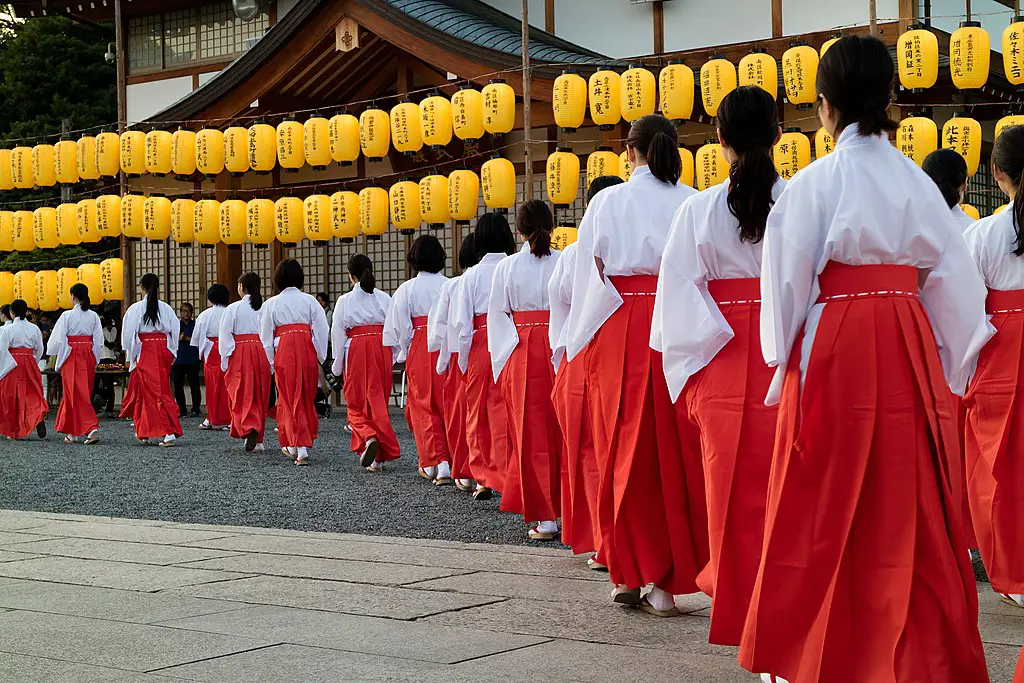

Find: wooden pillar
653;1;664;55
214;172;242;292
772;0;783;38
545;0;555;33
522;0;534;200
270;166;283;288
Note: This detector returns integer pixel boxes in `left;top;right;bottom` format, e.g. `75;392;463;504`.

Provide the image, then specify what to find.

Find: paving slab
0;550;41;563
0;537;243;566
11;520;237;545
0;556;252;592
0;515;48;532
0;511;177;527
0;581;248;624
979;587;1024;617
0;531;56;545
156;604;548;664
173;574;505;620
983;642;1023;683
0;652;180;683
0;610;276;672
979;612;1024;647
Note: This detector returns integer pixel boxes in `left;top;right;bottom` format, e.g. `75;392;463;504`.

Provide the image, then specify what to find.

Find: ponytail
69;283;91;312
139;273;160;325
993;124;1024;256
348;254;376;294
515;199;554;257
239;272;263;311
626;114;681;185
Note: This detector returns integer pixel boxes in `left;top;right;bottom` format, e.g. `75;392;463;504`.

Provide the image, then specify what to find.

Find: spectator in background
173;302;203;418
1;304;11;326
316;292;334;329
98;316;119;418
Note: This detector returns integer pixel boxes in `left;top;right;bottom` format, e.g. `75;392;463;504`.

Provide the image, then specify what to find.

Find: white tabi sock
437;461;451;478
535;520;558;534
646;586;675;612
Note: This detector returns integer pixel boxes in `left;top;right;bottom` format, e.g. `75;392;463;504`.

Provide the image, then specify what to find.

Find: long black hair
717;86;780;244
993;124;1024;256
922;148;968;210
816;35;898;138
458;233;479;271
626;114;681;185
407;234;446;274
474;212;516;256
239;272;263;311
69;283;91;311
10;299;27;319
348;254;375;293
139;273;160;325
516;199;554;257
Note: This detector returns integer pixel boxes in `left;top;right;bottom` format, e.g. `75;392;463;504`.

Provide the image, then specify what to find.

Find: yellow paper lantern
143;196;171;243
551;224;578;251
304;115;331;170
95;195;121;238
360;107;391;161
996;115;1024;140
100;258;123;301
449;169;480;224
679;147;695;187
171;198;196;245
246;198;275;248
660;61;696;123
996;204;1009;215
452;85;484;141
546;147;581;208
276;115;305;172
172;128;197;177
12;211;34;251
14;271;37;308
782;43;818;109
32;144;56;187
194;200;221;248
224;126;250;175
481;156;516;213
961;203;980;221
196;128;225;177
619;151;632;181
0;271;12;305
419;176;450;229
54;139;78;185
33;207;58;249
942;115;982;175
950;21;990;90
738;49;778;99
621;65;656;123
220;199;247;247
389;181;422;235
76;137;99;181
896;116;937;166
774;129;811;180
359;187;389;238
482;79;516;137
421;93;454;150
56;203;80;246
1004;17;1024;87
77;264;102;305
329;113;360;166
587;147;620;186
120;194;146;241
95;131;120;178
145;129;173;176
553;70;588;132
701;56;737;118
814;127;835;159
696;142;729;190
0;211;12;251
77;199;100;243
274;197;304;245
820;36;840;56
0;150;12;190
248;121;276;174
35;270;58;311
897;25;939;91
304;194;332;243
331;191;361;242
390;101;423;155
56;268;77;309
119;131;146;176
11;147;32;189
588;70;622;130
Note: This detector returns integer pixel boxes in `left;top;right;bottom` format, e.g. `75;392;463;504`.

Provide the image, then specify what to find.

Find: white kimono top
259;287;330;370
218;296;263;372
122;299;180;368
760;123;992;404
384;272;448;364
0;318;44;380
651;178;786;401
487;243;561;380
566;164;698;360
951;204;977;232
191;305;227;362
548;241;579;371
450;252;508;373
964;204;1024;291
428;276;462;375
46;305;103;372
330;287;392;377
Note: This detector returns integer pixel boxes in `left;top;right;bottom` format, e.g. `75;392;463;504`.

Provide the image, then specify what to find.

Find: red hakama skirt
964;288;1024;594
204;337;230;427
444;364;470;480
273;323;319;448
225;334;271;442
55;336;99;437
957;396;980;549
0;348;48;439
739;263;987;683
1015;647;1024;683
464;314;511;492
498;310;562;522
679;278;775;646
120;333;182;440
586;275;705;595
343;324;400;461
405;316;449;468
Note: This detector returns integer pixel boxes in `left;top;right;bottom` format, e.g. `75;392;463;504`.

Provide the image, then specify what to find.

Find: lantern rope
0;246;121;270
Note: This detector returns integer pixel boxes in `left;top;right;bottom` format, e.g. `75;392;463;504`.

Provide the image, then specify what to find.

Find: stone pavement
0;510;1019;682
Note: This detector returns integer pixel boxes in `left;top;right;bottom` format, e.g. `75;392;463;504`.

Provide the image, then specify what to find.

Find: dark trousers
173;363;201;415
96;361;116;413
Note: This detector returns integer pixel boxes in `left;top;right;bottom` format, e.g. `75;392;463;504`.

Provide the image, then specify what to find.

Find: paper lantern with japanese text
897;25;939;91
961;203;980;221
589;70;621;130
56;268;77;309
57;204;79;246
120;194;145;241
144;195;172;242
0;211;13;251
11;147;32;189
76;265;101;305
33;207;58;249
1004;17;1024;87
331;191;360;242
421;93;454;150
329;113;360;166
482;79;516;136
389;181;421;235
304;115;331;169
12;211;34;251
452;86;484;141
587;147;620;186
196;128;225;177
449;170;479;225
942;115;982;175
679;147;695;187
950;21;990;90
360;108;391;161
274;197;304;245
897;116;937;166
782;43;818;109
220;199;247;247
552;224;578;250
277;115;304;172
553;70;588;132
95;195;120;238
246;198;274;248
696;143;729;190
820;36;840;56
621;65;656;123
54;139;78;185
619;151;632;181
738;49;778;99
119;131;145;176
304;194;332;243
701;56;737;117
76;136;99;181
359;187;389;239
0;271;12;305
0;150;12;190
419;176;450;229
659;61;695;123
35;270;58;311
195;200;221;248
14;271;37;308
172;128;197;177
77;199;101;243
481;156;516;213
390;101;423;155
224;126;250;175
547;148;580;208
996;115;1024;140
100;258;123;300
145;129;173;176
815;127;834;158
774;130;811;180
95;132;119;177
171;198;196;245
248;121;276;174
32;144;56;187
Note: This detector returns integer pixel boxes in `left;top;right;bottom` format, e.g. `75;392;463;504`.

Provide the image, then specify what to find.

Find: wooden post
869;0;878;34
114;0;132;306
522;0;534;200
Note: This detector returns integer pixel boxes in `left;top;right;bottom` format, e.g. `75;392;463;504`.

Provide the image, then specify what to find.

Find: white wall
555;0;653;58
127;76;194;124
782;0;899;37
277;0;302;20
483;0;545;28
198;70;220;86
929;0;1013;53
664;0;772;53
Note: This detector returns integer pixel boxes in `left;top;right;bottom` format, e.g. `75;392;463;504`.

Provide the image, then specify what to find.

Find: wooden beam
653;1;665;55
772;0;783;38
545;0;555;33
898;0;915;32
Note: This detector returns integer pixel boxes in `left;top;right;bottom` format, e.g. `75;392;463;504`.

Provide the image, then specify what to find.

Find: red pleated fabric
553;345;600;555
343;324;400;461
204;337;230;427
120;333;182;440
678;278;776;647
444;364;470;479
273;324;319;448
464;314;511;492
405;316;449;468
964;288;1024;594
225;334;271;442
956;396;980;550
1015;647;1024;683
739;262;988;683
498;310;562;522
55;336;99;437
0;348;48;439
586;275;705;595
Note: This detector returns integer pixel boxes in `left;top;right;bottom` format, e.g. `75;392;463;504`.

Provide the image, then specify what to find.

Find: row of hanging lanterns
0;259;124;310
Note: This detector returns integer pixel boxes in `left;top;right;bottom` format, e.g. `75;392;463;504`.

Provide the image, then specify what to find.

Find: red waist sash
234;333;261;344
67;335;92;345
986;288;1024;314
9;347;35;358
816;262;918;303
139;332;165;342
412;315;429;330
274;323;311;338
512;310;550;327
707;277;760;304
349;324;384;338
473;314;487;330
610;274;658;295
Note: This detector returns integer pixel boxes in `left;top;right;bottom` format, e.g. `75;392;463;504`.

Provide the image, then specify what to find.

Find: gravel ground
0;408;562;547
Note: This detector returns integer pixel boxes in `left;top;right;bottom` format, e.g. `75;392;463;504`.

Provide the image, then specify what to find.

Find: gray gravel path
0;409;560;547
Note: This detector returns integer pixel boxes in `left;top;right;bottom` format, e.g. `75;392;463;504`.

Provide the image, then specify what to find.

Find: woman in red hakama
0;299;47;440
260;259;330;466
331;255;399;471
49;283;103;444
220;273;271;452
193;285;230;430
120;274;183;447
739;37;990;683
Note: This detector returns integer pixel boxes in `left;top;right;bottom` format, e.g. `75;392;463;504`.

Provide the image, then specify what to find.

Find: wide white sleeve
91;313;103;364
218;305;237;373
383;285;412;363
45;311;68;359
31;326;44;360
565;193;621;360
652;201;734;403
258;298;277;370
165;305;181;359
427;283;450;353
330;294;348;377
191;311;208;360
311;297;330;365
486;260;518;381
449;275;475;373
121;303;142;368
548;256;570;370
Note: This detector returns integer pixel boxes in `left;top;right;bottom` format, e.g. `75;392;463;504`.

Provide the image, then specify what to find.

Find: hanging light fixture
700;55;737;118
738;49;778;99
897;24;939;91
659;60;696;123
419;175;450;229
553;70;588;132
